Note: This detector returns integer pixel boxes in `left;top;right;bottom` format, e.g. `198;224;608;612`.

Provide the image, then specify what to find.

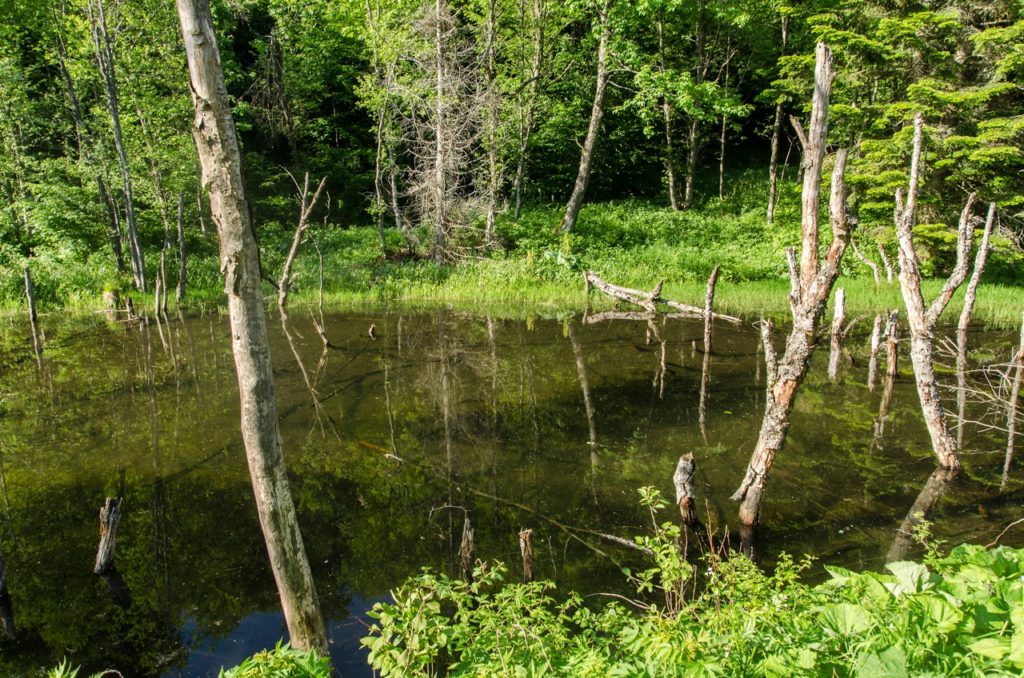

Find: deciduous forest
1;0;1023;675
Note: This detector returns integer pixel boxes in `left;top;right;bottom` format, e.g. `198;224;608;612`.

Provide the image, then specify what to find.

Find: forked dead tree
894;113;981;471
731;43;854;529
177;0;328;657
278;172;327;310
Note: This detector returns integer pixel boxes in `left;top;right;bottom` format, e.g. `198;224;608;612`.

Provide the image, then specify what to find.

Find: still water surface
0;309;1019;675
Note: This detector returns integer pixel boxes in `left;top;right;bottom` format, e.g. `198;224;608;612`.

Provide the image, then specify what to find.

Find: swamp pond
0;309;1020;676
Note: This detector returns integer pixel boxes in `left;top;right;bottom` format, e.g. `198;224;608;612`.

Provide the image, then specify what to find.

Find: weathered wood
93;496;122;574
1003;311;1024;491
583;271;741;324
766;17;788;226
278;173;327;310
885;310;899;379
827;287;846;381
673;454;699;527
732;43;850;528
519;528;533;583
957;202;997;334
459;516;475;583
894;113;974;471
561;0;611;232
176;0;328;657
877;243;895;283
867;314;883;392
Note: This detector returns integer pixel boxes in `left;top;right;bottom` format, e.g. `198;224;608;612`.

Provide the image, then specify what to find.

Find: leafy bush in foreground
363;489;1024;677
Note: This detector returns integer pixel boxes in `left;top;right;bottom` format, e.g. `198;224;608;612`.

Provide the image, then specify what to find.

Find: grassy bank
5;178;1022;327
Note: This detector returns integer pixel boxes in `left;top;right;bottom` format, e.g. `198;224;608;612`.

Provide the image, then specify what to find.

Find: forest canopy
0;0;1021;304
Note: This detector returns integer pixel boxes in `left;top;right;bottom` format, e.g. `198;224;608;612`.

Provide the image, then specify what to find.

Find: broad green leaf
885;561;931;595
916;595;962;634
969;637;1011;660
819;603;872;637
855;646;908;678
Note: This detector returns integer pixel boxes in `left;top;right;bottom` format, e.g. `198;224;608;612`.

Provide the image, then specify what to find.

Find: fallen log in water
584;271;742;324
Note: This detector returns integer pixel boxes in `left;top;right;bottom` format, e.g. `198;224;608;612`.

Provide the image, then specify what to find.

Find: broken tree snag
703;265;720;354
731;43;850;529
867;314;883;392
673;454;699;528
885;310;899;379
877;243;895;283
827;287;847;382
518;528;533;583
583;271;741;324
886;467;956;563
93;496;122;574
894;113;976;472
1003;311;1024;491
177;0;328;657
957;202;997;335
850;238;880;285
459;515;475;583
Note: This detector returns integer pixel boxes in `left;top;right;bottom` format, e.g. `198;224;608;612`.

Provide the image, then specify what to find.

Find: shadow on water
0;309;1020;675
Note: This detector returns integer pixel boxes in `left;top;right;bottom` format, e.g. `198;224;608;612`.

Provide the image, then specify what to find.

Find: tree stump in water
673;454;699;528
518;528;533;583
94;496;123;574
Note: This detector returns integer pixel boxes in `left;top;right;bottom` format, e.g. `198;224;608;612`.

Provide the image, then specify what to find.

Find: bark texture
93;496;122;574
731;43;851;528
176;0;328;656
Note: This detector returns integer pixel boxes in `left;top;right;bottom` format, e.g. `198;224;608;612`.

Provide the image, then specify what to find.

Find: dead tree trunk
885;310;899;379
176;0;328;656
894;113;976;471
482;0;500;246
698;266;720;438
827;287;846;382
568;319;598;447
765;17;788;225
89;0;145;292
673;453;699;527
561;0;612;232
851;238;880;285
459;516;475;583
93;496;122;574
1003;312;1023;491
518;528;533;583
278;173;327;310
176;192;187;304
512;0;545;220
731;44;852;528
957;202;996;334
23;267;42;367
583;271;741;323
867;314;882;392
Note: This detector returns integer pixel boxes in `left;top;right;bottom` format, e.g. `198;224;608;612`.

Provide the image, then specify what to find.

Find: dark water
0;309;1020;676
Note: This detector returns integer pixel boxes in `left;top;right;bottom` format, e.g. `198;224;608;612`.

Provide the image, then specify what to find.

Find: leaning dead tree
894;113;984;471
731;43;854;529
177;0;328;657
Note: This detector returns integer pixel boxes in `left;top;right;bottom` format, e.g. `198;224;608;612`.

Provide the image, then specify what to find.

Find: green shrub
363;488;1024;677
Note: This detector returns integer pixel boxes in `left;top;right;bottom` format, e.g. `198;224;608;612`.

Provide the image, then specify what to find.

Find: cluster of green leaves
363;488;1024;676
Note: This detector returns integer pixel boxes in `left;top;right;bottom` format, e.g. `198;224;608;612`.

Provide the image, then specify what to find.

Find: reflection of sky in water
170;594;383;677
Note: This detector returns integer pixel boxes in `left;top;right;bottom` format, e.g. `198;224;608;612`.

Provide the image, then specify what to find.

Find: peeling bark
176;0;328;656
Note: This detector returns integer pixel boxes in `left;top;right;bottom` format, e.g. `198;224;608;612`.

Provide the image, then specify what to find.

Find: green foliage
363;493;1024;677
218;642;330;678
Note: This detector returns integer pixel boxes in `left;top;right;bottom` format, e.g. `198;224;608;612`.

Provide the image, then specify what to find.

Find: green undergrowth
363;489;1024;677
4;187;1022;327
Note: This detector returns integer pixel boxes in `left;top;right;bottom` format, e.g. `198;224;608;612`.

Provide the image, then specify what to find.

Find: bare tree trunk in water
698;266;720;439
827;287;846;382
765;17;788;225
568;319;597;447
89;0;146;291
176;0;328;656
23;267;42;367
731;44;851;528
561;0;612;233
1003;313;1023;491
867;314;882;392
895;113;976;471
